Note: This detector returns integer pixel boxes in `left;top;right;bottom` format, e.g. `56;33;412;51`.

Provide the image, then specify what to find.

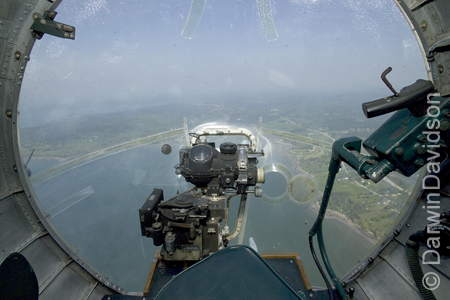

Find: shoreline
274;136;379;244
30;155;80;163
309;195;379;245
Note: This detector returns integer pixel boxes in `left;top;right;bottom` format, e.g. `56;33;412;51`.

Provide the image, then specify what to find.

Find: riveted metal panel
6;3;33;44
358;259;422;300
0;20;12;40
411;3;445;46
39;262;97;300
433;51;450;96
346;282;370;300
88;284;116;300
0;77;12;200
388;243;417;280
0;1;22;22
0;39;14;80
396;0;450;95
20;235;72;293
0;65;17;196
1;0;121;294
388;242;450;300
0;195;36;261
0;53;24;196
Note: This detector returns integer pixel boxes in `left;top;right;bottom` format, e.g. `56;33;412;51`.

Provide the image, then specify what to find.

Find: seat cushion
155;245;304;300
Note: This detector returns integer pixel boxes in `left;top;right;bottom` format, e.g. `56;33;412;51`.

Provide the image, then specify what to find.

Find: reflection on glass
257;0;278;41
181;0;207;39
19;0;427;292
264;171;287;198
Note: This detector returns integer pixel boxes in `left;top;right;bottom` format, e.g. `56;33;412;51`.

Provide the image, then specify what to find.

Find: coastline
31;155;78;163
274;135;379;244
310;195;379;245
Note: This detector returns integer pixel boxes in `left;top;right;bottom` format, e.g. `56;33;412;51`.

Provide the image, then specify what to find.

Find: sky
19;0;428;127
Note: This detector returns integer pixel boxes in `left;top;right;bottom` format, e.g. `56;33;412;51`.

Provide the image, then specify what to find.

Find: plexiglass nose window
19;0;427;292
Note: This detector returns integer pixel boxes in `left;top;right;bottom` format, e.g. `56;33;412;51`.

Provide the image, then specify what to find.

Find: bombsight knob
254;186;262;197
256;167;265;183
220;142;237;154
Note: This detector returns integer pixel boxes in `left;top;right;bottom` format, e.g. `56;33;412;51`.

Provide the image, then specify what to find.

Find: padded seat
155;245;304;300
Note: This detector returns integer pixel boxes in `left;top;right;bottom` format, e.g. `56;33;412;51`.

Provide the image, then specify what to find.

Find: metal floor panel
395;194;450;300
357;259;422;300
388;239;450;300
388;241;415;274
345;282;370;300
397;195;450;275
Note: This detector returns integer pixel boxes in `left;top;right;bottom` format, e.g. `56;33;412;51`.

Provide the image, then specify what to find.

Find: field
20;95;414;239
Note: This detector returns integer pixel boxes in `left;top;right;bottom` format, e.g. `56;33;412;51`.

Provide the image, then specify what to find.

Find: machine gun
309;70;450;299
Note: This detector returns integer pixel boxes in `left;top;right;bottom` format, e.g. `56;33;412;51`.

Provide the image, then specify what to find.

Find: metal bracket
189;127;259;153
409;0;434;12
30;11;75;40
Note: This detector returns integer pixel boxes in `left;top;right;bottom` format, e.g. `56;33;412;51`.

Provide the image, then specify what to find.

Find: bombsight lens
190;145;213;162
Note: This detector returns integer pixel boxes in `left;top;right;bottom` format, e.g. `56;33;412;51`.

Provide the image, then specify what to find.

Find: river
29;135;375;292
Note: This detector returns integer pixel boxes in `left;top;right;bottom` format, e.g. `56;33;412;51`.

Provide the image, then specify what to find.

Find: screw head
417;135;427;142
416;144;426;155
420;20;428;31
395;148;404;157
443;110;450;118
48;11;57;20
414;159;424;167
440;120;450;131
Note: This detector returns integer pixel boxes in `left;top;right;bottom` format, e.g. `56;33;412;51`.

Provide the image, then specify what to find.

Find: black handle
362;79;435;118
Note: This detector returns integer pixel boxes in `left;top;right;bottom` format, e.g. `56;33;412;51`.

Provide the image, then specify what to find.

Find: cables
308;154;347;299
309;235;334;300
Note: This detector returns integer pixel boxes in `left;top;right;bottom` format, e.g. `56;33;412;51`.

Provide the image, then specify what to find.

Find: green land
20;96;414;239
